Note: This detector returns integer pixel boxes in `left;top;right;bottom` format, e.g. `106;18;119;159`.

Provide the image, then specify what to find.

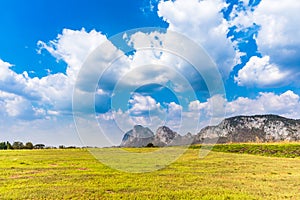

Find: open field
0;145;300;199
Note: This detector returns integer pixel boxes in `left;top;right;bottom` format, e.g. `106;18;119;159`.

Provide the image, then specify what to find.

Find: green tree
7;141;12;149
34;144;45;149
146;143;155;147
0;142;7;150
12;141;24;149
25;142;34;149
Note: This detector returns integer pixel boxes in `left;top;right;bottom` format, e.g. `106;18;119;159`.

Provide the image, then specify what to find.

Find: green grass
191;143;300;158
0;146;300;199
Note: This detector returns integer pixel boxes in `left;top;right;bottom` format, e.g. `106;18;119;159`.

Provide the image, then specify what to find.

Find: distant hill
194;114;300;143
120;125;154;147
153;126;194;147
120;115;300;147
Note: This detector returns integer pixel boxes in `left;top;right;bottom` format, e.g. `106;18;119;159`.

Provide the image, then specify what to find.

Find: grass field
0;144;300;199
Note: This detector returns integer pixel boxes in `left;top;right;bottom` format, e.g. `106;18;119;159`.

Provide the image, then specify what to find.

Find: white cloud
0;60;44;119
187;97;225;123
165;102;182;130
0;59;13;80
0;57;86;145
231;0;300;86
235;56;290;87
0;59;37;100
37;28;108;82
123;31;197;92
0;29;111;122
157;0;239;77
4;95;31;117
47;110;60;116
37;28;122;114
228;2;255;31
186;90;300;128
254;0;300;49
253;0;300;82
168;102;182;113
128;93;162;116
38;27;224;121
226;91;300;119
188;100;207;112
37;28;195;120
0;90;46;120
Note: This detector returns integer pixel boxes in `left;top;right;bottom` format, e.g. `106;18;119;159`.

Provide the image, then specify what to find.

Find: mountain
120;125;191;147
120;125;154;147
194;115;300;143
153;126;193;146
120;115;300;147
153;126;181;146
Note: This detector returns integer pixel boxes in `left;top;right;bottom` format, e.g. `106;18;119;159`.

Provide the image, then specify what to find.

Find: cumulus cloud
0;29;110;122
37;28;108;82
188;100;207;112
177;90;300;134
0;59;40;101
0;58;73;115
0;57;83;144
231;0;300;86
0;60;44;119
164;102;182;130
157;0;239;77
156;0;299;87
199;90;300;120
0;91;39;119
235;56;290;87
37;25;226;121
124;31;199;91
37;29;118;115
226;91;300;119
124;30;225;95
128;93;162;116
253;0;300;85
254;0;300;51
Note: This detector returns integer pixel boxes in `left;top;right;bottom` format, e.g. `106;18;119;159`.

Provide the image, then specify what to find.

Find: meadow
0;144;300;199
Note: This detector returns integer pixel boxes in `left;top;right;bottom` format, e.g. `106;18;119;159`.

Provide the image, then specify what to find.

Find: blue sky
0;0;299;146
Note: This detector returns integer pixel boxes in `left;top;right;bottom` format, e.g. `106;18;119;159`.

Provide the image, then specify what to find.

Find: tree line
0;141;80;150
0;141;46;150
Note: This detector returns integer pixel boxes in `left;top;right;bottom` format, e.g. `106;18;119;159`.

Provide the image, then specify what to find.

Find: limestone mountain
153;126;181;146
120;125;154;147
194;115;300;143
120;125;195;147
120;115;300;147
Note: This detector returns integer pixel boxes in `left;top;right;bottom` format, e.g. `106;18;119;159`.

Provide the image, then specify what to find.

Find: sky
0;0;299;147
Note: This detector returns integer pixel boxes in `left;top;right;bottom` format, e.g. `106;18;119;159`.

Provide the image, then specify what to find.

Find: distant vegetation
0;141;38;150
190;143;300;158
0;141;79;150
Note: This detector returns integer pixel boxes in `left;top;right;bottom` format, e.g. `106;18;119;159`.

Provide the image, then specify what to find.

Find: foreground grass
0;148;299;199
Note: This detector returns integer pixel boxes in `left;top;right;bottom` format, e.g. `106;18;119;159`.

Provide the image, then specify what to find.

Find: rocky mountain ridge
120;125;154;147
120;115;300;147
